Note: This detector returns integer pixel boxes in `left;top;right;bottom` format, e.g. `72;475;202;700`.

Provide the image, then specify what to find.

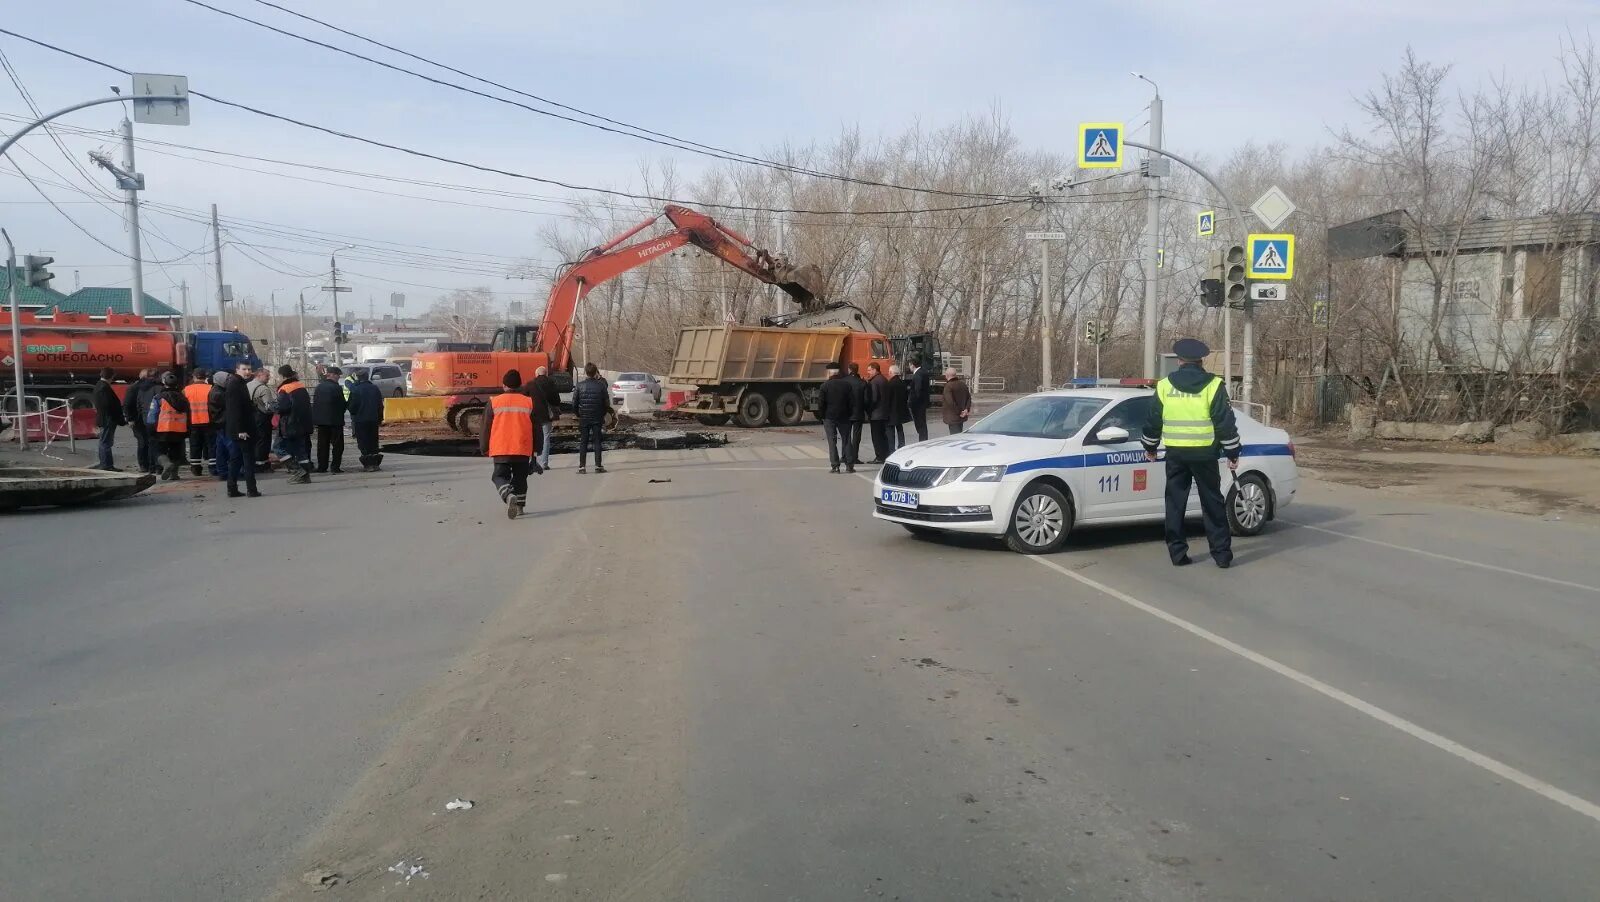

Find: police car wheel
1227;473;1271;536
1004;482;1072;554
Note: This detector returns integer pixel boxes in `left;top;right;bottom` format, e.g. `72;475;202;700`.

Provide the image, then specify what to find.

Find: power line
199;0;1035;202
0;28;1044;218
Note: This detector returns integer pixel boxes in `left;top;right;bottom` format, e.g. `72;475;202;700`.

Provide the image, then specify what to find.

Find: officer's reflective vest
156;397;188;434
183;383;212;425
487;392;534;457
1156;375;1220;448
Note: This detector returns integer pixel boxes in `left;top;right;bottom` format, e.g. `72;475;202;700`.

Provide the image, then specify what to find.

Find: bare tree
427;287;500;343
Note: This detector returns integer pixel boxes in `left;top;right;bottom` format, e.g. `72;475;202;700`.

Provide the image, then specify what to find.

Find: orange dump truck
669;324;894;427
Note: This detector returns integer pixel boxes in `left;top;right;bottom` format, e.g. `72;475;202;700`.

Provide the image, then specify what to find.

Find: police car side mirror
1095;425;1130;444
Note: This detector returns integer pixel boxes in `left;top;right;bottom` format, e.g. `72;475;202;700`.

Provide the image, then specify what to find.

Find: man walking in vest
1141;338;1242;568
276;365;315;484
183;370;216;477
479;369;543;519
153;372;191;481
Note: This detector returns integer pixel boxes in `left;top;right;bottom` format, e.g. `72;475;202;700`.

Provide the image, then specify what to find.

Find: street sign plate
1023;231;1066;241
1313;299;1329;325
1249;283;1286;302
1246;233;1295;280
1077;122;1122;169
1197;210;1215;237
390;292;406;308
130;73;190;126
1250;185;1296;230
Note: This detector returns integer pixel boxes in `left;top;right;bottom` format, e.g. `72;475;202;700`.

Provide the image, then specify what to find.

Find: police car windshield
967;395;1110;440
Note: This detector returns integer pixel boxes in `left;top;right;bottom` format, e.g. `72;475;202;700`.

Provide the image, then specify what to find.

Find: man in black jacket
817;362;854;474
865;362;892;463
311;366;347;474
528;365;562;472
220;362;260;498
886;364;910;452
572;363;609;474
906;356;932;442
346;370;386;472
122;368;161;474
92;368;126;470
276;365;315;484
845;362;868;467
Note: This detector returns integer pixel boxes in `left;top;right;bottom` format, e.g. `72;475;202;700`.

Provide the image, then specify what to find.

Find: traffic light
333;321;345;344
1223;243;1248;307
1084;320;1098;344
23;254;54;289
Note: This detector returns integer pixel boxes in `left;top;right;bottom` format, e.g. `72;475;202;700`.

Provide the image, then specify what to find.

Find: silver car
612;372;662;404
343;363;408;398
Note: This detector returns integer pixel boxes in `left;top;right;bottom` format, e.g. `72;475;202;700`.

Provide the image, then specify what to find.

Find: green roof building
51;287;182;319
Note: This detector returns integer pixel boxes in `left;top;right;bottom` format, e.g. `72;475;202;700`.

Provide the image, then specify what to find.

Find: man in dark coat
527;365;562;472
817;362;856;473
906;356;933;442
845;362;868;466
92;367;127;470
276;365;315;483
122;368;161;474
886;364;910;452
311;366;347;474
865;362;892;463
346;369;387;472
220;362;260;497
572;363;610;474
941;369;972;434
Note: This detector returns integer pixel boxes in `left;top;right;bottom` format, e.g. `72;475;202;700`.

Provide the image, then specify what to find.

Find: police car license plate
880;488;919;509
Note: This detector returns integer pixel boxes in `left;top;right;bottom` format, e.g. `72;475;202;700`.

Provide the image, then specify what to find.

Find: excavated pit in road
382;429;729;458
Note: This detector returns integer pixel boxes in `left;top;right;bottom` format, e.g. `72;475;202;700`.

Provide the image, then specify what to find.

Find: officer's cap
1172;338;1210;360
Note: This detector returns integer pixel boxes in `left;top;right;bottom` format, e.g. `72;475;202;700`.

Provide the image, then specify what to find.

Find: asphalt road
2;428;1598;900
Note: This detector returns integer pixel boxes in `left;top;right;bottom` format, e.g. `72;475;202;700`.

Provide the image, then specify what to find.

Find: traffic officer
183;369;215;477
478;369;543;520
1141;338;1242;568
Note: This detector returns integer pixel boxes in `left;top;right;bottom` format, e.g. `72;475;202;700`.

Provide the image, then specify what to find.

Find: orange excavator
410;204;825;434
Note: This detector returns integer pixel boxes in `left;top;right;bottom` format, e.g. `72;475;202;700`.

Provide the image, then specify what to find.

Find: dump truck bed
669;325;850;385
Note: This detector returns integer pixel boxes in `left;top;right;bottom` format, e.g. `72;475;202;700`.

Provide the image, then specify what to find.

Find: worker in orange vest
477;369;544;519
153;371;191;481
183;369;216;477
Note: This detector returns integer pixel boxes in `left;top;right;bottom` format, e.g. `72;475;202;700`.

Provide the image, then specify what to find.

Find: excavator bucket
773;262;825;307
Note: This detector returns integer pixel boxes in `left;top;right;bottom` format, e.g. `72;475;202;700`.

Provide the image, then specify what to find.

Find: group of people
90;361;388;497
479;362;610;519
816;357;973;473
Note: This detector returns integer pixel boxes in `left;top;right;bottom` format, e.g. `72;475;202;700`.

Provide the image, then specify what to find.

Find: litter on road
445;798;474;810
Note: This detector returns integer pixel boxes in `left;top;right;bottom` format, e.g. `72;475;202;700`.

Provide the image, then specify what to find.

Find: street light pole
3;228;26;449
121;118;146;317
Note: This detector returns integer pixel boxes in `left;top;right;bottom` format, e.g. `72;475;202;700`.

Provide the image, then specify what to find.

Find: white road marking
1282;519;1600;595
1028;555;1600;825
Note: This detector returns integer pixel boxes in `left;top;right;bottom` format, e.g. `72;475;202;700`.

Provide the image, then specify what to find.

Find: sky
0;0;1592;328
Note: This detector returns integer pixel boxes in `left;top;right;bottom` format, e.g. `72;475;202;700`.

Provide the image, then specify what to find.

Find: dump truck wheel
696;414;731;426
735;392;769;428
772;391;804;427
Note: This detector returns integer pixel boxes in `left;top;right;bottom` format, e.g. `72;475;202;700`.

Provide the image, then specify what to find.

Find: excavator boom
538;205;824;372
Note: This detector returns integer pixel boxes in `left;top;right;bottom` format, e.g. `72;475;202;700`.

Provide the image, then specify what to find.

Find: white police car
872;388;1297;554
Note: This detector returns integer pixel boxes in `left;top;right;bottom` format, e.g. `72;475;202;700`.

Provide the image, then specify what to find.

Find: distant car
871;387;1298;554
343;363;408;398
612;372;662;404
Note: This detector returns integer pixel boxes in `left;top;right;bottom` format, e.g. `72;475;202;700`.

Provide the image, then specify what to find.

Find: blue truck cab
189;330;262;375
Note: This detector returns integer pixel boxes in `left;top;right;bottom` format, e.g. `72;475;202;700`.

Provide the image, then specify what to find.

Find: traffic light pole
1122;140;1255;403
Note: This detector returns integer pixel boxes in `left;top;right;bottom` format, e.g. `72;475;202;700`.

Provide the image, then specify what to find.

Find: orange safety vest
487;392;534;457
277;380;305;397
183;383;212;425
156;397;188;434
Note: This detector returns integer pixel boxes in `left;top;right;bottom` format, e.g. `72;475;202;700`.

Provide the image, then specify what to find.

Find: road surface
2;428;1598;900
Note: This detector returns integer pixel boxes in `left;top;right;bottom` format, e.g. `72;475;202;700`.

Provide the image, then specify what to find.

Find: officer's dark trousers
492;457;530;502
1164;455;1232;564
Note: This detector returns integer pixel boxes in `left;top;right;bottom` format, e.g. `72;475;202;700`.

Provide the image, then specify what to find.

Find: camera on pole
23;254;55;288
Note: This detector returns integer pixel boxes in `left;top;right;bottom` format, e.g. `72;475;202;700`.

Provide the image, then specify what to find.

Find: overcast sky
1;0;1591;325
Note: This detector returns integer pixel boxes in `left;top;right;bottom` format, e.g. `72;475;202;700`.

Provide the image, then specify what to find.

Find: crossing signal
1222;244;1248;307
1084;320;1098;344
23;254;55;288
1201;249;1225;307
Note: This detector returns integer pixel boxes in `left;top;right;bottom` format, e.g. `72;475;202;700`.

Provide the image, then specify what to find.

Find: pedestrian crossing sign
1078;122;1123;169
1246;233;1295;280
1197;210;1215;237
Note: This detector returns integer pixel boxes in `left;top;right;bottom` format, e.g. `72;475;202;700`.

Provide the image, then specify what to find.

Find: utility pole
122;118;146;317
179;280;190;336
211;204;227;330
325;245;353;365
297;290;310;375
4;228;26;449
270;290;279;366
1137;75;1163;380
974;248;987;393
1025;230;1066;390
